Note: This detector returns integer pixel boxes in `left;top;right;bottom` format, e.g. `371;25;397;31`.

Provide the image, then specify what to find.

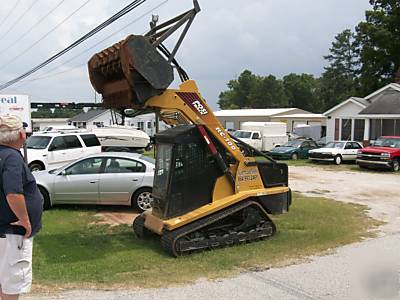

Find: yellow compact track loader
87;0;291;256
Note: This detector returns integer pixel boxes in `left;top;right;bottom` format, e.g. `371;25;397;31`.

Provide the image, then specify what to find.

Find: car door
299;141;311;158
47;135;84;169
304;141;318;158
53;157;104;204
251;132;262;150
343;142;358;161
99;157;146;205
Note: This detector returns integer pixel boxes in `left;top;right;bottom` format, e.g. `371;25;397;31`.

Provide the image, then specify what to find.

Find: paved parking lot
26;166;400;299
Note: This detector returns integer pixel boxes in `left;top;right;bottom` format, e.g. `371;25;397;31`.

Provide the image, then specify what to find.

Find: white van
24;132;102;171
233;122;288;152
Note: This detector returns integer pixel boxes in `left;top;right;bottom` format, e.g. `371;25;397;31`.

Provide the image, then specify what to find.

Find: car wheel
334;155;342;165
29;162;44;172
392;159;399;172
291;153;298;160
38;186;51;210
132;188;153;212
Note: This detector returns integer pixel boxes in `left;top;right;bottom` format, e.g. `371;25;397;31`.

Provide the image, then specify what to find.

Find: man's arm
6;193;31;238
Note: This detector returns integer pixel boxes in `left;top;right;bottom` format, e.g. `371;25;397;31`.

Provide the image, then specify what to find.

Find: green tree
249;75;288;108
218;70;259;109
283;73;320;112
31;108;52;118
356;0;400;94
318;29;359;111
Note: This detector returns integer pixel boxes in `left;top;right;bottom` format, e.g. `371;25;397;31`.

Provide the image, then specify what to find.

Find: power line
12;0;169;88
0;0;22;30
0;0;147;91
0;0;40;42
0;0;92;72
0;0;66;56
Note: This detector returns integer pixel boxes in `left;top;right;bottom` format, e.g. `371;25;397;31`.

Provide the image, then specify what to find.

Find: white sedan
308;141;363;165
33;152;155;212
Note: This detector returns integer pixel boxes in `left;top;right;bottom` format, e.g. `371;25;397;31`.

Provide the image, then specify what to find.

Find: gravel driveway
25;166;400;300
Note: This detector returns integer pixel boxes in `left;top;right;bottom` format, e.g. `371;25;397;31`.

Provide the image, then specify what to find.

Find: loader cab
151;125;224;219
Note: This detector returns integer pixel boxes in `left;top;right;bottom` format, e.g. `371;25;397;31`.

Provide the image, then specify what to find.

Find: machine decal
176;92;209;116
215;127;237;151
237;169;258;182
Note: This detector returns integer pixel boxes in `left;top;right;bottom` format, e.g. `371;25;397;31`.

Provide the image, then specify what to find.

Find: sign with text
0;94;31;132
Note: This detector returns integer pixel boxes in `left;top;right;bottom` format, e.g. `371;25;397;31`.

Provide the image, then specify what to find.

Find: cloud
0;0;371;109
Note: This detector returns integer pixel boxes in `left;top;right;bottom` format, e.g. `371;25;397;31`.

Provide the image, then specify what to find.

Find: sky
0;0;371;110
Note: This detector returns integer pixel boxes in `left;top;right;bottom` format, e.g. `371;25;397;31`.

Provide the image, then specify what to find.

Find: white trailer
233;121;288;152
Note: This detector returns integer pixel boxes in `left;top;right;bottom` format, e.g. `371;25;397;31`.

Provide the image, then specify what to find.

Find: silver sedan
33;152;155;212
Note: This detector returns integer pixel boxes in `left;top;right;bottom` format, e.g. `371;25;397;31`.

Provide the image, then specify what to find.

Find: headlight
381;152;390;157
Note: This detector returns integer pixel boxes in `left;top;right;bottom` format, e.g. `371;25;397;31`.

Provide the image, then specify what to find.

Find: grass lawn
32;193;380;290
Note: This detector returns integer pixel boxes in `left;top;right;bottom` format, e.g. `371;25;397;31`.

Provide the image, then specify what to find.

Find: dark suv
356;136;400;172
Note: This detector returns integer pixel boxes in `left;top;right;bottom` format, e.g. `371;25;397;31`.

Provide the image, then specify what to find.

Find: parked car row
267;136;400;172
27;133;399;213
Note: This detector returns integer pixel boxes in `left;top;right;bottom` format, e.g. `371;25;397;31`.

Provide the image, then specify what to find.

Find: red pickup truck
356;136;400;171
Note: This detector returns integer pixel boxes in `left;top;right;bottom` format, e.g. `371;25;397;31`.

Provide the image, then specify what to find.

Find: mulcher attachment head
88;35;173;109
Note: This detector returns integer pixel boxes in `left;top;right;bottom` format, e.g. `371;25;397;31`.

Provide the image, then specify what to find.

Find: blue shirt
0;145;43;237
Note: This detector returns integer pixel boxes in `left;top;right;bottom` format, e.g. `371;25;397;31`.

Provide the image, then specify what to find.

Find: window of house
341;119;352;140
147;121;152;129
225;121;234;130
334;119;339;140
396;120;400;136
382;119;395;136
354;119;365;141
370;119;382;140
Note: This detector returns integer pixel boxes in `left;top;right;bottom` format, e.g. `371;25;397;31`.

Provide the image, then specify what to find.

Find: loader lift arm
88;0;291;256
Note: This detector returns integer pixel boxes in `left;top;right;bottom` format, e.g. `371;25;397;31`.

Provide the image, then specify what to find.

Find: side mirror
48;145;55;151
60;170;67;176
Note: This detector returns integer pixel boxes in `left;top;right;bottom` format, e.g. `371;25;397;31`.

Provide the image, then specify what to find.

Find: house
125;113;169;137
324;83;400;145
214;108;326;132
68;109;122;130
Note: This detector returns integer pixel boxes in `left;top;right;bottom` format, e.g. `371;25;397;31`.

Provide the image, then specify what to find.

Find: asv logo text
192;100;208;115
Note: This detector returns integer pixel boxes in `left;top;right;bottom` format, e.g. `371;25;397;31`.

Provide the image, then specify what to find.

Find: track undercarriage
133;200;276;257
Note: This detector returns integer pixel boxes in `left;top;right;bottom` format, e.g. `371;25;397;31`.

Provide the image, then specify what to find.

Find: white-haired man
0;115;43;300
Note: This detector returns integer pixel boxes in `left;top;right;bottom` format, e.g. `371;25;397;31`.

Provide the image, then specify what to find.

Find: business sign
0;94;32;132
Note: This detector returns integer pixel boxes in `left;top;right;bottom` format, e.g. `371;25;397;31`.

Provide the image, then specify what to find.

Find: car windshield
282;140;302;147
373;137;400;148
139;155;155;165
233;131;251;139
324;142;345;149
26;136;51;149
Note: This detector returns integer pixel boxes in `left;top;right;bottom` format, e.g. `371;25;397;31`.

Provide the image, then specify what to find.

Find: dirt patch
289;166;400;234
94;208;139;226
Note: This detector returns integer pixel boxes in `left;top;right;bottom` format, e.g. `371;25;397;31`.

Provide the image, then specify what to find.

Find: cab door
251;132;262;150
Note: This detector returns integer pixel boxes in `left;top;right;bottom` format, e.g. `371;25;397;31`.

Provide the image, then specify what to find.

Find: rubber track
161;200;276;257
